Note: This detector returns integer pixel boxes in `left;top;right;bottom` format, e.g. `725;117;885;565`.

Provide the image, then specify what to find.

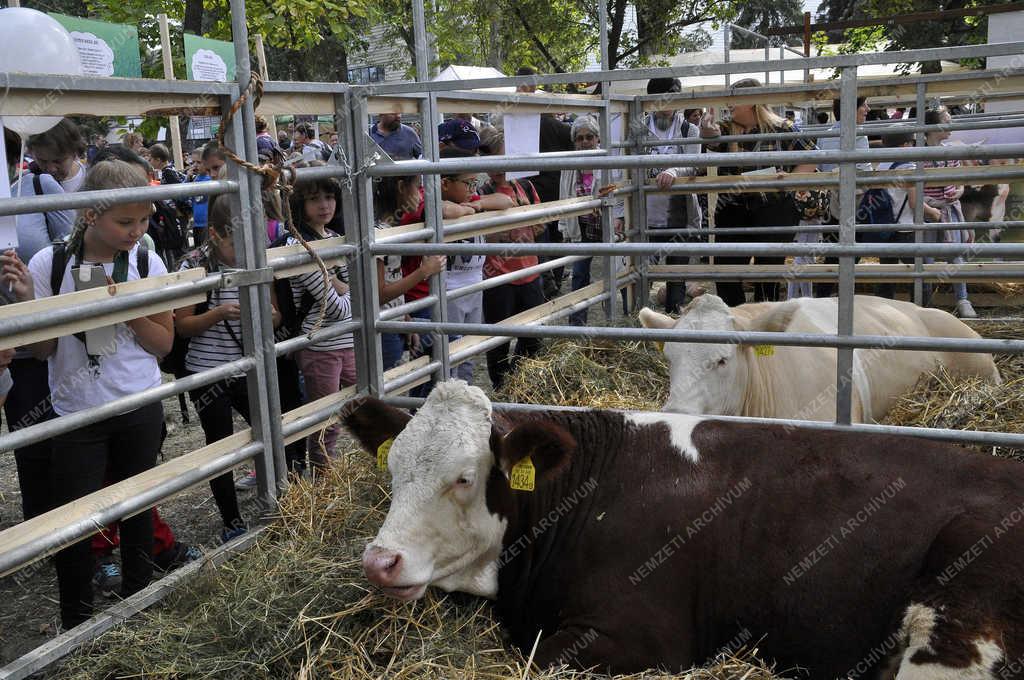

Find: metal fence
3;0;1024;674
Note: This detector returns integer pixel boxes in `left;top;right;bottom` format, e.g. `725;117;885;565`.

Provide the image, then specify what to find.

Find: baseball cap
438;118;480;151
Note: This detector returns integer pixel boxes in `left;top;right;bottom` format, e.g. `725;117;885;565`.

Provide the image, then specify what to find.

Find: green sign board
49;13;142;78
184;34;237;83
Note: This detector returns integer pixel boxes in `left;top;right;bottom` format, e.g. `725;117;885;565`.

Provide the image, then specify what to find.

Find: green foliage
730;0;804;49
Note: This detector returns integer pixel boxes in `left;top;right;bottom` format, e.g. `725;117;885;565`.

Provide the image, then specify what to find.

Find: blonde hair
67;159;150;255
727;78;787;138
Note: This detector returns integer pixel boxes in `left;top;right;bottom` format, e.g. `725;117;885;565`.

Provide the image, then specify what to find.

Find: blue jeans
381;332;404;371
570;257;593;326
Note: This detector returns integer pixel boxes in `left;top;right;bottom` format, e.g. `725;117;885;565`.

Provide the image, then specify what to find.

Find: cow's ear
492;420;576;483
341;396;412;456
734;300;800;333
639;307;675;330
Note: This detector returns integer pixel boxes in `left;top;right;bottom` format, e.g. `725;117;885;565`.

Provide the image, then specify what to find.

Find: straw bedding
57;452;783;679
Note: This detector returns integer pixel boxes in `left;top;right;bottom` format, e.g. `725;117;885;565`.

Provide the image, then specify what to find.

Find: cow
638;294;1000;422
344;381;1024;678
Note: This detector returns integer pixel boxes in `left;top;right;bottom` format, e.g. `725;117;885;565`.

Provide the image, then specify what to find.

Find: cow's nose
363;545;403;586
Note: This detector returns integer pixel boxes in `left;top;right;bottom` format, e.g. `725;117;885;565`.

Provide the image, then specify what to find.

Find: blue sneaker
92;560;121;597
221;526;247;544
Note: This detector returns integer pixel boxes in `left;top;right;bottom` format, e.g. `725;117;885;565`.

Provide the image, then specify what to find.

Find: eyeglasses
575;134;597;142
453;178;478;191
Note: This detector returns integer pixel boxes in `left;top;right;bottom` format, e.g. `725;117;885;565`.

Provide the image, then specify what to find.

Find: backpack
269;227;319;340
149;200;190;268
856;161;911;243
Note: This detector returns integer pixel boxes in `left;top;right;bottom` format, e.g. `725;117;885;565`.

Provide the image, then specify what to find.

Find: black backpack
855;161;911;243
149;200;190;268
270;227;319;340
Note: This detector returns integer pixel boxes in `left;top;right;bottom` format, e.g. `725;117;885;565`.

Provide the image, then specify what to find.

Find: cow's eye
455;475;473;487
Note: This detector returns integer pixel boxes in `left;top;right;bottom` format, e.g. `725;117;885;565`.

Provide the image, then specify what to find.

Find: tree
730;0;804;49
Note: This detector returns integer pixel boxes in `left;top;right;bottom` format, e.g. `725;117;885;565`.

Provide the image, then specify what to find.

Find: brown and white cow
344;381;1024;679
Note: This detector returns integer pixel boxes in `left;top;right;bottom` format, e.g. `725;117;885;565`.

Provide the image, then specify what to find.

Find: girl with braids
25;159;173;629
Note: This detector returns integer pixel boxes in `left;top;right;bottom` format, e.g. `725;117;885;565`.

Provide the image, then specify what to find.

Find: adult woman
700;79;818;307
557;115;623;325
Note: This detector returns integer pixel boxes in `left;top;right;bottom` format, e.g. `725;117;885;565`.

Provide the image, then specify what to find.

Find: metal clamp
221;267;275;289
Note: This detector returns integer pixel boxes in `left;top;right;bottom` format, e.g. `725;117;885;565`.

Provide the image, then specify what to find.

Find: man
437;118;480;152
292;122;330;162
255;115;276;157
369;113;423;159
644;77;702;313
516;65;574;300
814;96;871;298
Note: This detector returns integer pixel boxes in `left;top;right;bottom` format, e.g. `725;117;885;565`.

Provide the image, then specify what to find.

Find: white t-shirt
376;222;404;310
445;234;485;290
28;243;167;416
645;113;700;228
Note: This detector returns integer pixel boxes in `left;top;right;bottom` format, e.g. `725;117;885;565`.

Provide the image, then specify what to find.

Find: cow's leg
889;602;1013;680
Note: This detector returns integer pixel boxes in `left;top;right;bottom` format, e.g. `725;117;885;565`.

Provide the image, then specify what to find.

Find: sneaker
221;526;247;543
92;560;122;597
235;470;258;490
153;542;202;572
956;299;978;319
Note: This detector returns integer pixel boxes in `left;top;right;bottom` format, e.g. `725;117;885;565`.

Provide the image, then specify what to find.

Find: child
373;172;445;370
477;127;546;389
26;160;174;629
175;196;282;539
190;143;226;247
921;106;976;318
287;176;354;467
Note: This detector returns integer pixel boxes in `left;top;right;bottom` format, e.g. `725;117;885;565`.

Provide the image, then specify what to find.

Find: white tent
433;64;515;93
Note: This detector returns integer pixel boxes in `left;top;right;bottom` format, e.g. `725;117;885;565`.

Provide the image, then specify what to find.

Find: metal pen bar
372;241;1024;257
651;221;1024;235
361;43;1024;95
379;296;438;322
376;321;1024;355
447;256;589;301
0;441;265;578
0;181;239;217
914;83;927;305
835;67;858;426
598;0;614;323
0;358;254;455
367;143;1024;176
382;360;442;394
273;320;363;357
647;269;1024;281
265;242;357;271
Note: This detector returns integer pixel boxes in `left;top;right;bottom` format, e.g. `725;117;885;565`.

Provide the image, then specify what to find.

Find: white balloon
0;8;83;137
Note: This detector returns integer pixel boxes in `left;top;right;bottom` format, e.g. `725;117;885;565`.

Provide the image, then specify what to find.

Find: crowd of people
1;72;1000;632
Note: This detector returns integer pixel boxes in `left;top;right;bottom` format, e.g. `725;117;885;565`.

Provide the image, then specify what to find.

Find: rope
215;72;332;337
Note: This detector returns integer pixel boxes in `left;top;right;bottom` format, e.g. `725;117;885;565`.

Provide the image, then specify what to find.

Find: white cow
639;294;1000;423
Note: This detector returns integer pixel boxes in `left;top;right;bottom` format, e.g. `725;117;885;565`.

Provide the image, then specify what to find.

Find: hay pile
56;450;783;680
500;338;669;410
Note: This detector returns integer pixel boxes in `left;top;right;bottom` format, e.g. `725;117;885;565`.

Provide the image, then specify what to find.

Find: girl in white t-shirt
25;160;173;630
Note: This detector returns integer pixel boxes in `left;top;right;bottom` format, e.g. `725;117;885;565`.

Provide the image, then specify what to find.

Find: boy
190;143;226;246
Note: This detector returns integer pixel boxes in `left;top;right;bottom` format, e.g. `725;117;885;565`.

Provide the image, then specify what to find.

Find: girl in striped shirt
921;106;975;318
287;177;354;467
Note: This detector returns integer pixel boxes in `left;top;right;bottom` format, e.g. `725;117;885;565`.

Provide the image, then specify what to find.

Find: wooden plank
0;269;208;351
0;428;254;578
257;92;336;116
266;237;350;279
1;90;220;118
650;262;1024;282
281;385;357;445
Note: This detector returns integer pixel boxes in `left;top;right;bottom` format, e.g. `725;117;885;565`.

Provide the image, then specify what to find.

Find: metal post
157;14;185;171
340;91;385;396
835;66;858;426
630;97;648;310
227;0;287;497
914;82;927;305
779;45;785;87
413;0;450;384
765;43;771;85
599;0;616;321
724;25;731;87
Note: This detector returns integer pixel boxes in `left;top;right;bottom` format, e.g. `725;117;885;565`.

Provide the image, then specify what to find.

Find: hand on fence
218;303;242;322
656;171;676;190
0;250;34;303
331;279;350;296
699;108;720;138
418;256;446;278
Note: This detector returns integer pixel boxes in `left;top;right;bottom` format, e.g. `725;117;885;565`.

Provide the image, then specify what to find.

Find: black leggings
714;195;799;307
483;279;545;390
4;357;57;522
187;376;246;531
52;401;163;629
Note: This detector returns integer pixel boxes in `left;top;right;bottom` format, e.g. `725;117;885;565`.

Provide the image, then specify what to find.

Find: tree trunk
183;0;204;35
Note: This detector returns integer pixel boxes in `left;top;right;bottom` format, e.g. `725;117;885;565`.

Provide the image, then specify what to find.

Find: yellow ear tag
655;341;665;352
509;456;536;492
377;438;394;472
754;344;775;357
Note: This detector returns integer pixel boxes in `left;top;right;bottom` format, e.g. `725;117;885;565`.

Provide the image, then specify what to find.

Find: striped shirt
922;158;960;200
287;230;353;351
178;251;246;375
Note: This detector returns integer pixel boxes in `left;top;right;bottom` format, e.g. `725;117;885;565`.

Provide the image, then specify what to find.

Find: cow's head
343;381;574;601
640;295;797;416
